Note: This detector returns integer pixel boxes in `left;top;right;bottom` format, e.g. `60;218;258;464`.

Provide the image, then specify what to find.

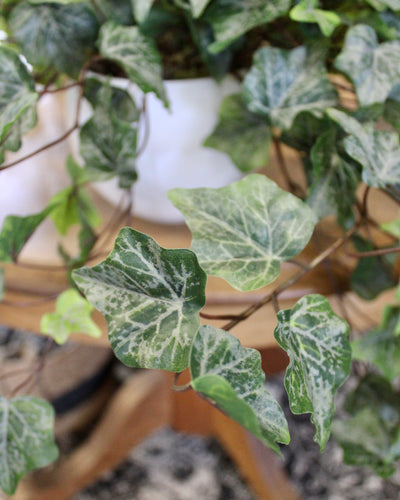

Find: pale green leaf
41;288;101;344
365;0;400;10
0;396;58;495
9;2;98;77
169;174;316;292
48;187;80;236
0;46;37;144
204;94;271;172
66;154;89;185
352;306;400;380
334;24;400;106
290;0;341;37
190;325;289;453
72;228;207;371
328;108;400;188
205;0;291;53
243;45;338;130
131;0;154;23
381;210;400;239
190;0;211;17
274;294;351;450
98;21;167;105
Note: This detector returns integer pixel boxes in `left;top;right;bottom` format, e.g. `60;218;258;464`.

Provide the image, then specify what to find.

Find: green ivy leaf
328;108;400;188
0;396;58;495
98;21;167;105
0;104;37;165
243;45;337;130
365;0;400;10
131;0;154;23
274;294;351;450
169;174;316;292
307;128;360;226
40;288;101;344
0;46;37;144
9;2;98;77
334;24;400;106
204;94;271;172
289;0;341;37
190;0;212;17
352;306;400;380
72;228;207;371
332;375;400;477
384;84;400;130
190;325;289;453
47;187;80;236
205;0;291;54
280;111;331;153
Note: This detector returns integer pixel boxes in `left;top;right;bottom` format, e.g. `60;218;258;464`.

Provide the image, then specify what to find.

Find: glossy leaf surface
72;228;207;371
274;294;351;450
169;174;316;291
190;325;289;453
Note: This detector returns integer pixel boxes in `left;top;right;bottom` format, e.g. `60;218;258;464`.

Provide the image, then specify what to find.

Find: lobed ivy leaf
328;108;400;188
41;288;101;344
274;294;351;450
204;0;291;54
98;21;167;105
0;396;58;495
0;46;37;144
352;306;400;380
243;45;338;130
72;228;207;372
289;0;341;37
169;174;316;292
204;94;271;172
190;325;290;453
334;24;400;106
9;2;98;77
332;375;400;477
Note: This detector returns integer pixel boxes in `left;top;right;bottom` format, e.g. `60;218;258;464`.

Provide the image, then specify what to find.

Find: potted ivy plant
1;0;400;496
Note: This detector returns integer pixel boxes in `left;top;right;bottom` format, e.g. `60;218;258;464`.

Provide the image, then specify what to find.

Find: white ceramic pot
74;76;243;224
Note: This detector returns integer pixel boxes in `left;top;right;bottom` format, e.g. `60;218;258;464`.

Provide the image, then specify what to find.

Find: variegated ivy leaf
352;306;400;381
41;288;101;344
334;24;400;106
0;104;37;165
365;0;400;10
332;375;400;477
290;0;341;37
131;0;154;23
204;94;271;172
328;108;400;188
190;0;212;17
204;0;291;54
0;46;37;144
190;325;290;453
98;21;167;105
274;294;351;450
9;2;98;77
0;396;58;495
243;45;338;130
169;174;316;292
72;228;207;371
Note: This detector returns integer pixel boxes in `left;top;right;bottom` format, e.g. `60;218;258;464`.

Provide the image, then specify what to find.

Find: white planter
74;76;243;224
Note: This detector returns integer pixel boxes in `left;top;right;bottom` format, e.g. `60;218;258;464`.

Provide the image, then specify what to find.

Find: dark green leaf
204;94;271;172
9;2;98;77
0;396;58;495
190;0;212;17
190;325;289;453
169;174;316;292
95;0;134;25
72;228;207;371
243;45;338;130
384;84;400;130
98;21;167;105
334;24;400;106
289;0;341;37
274;294;351;450
280;111;331;153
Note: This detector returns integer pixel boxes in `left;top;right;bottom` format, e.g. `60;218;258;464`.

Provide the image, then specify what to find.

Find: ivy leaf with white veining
169;174;316;292
243;45;338;130
204;0;291;54
190;325;289;453
290;0;341;37
41;288;101;344
72;228;207;371
334;24;400;106
0;396;58;495
98;21;167;105
204;94;271;172
328;108;400;188
0;46;37;144
9;2;98;77
274;294;351;450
